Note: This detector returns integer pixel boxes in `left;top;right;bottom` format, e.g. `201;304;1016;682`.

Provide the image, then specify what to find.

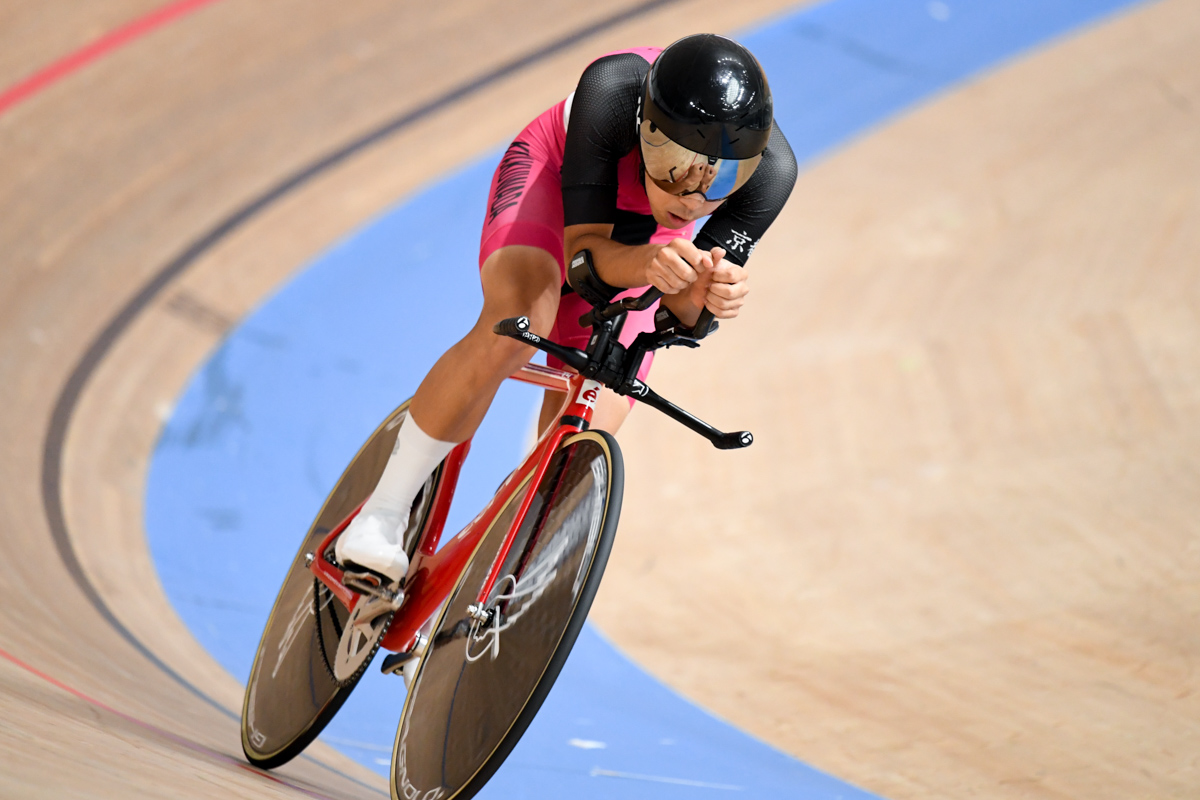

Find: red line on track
0;645;354;799
0;0;224;117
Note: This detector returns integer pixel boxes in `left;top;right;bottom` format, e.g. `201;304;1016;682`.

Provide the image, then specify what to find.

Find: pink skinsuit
478;48;695;398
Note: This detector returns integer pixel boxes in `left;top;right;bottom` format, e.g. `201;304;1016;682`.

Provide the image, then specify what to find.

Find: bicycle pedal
380;650;417;675
381;632;428;687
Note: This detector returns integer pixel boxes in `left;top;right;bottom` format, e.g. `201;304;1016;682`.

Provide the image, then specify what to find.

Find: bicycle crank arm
624;380;753;450
493;317;589;371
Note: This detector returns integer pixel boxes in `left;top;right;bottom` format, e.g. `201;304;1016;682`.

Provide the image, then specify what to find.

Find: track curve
1;0;1196;798
0;0;811;796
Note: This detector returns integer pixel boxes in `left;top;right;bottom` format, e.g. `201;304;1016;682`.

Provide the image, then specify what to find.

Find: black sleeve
561;53;648;226
693;123;798;265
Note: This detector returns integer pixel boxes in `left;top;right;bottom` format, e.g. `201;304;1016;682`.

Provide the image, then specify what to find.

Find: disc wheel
389;430;622;800
241;403;440;769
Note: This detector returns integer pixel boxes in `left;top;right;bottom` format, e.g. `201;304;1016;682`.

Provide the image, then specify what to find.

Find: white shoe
334;510;409;582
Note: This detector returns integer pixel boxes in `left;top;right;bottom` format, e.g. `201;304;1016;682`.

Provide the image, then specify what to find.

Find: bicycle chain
312;576;342;685
310;477;433;687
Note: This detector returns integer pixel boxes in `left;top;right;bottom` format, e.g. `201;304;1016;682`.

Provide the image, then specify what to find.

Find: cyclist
336;33;798;581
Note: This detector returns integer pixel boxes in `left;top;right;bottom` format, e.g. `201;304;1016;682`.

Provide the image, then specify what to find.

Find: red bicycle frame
308;363;605;657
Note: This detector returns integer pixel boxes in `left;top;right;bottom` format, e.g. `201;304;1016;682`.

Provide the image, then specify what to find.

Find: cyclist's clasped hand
645;237;708;293
646;239;749;320
690;248;749;320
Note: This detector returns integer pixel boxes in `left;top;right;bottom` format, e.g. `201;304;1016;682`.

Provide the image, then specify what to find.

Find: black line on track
39;0;681;791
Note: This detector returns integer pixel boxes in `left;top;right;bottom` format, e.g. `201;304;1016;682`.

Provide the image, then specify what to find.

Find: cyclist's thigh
479;127;566;277
477;133;568;332
478;246;561;333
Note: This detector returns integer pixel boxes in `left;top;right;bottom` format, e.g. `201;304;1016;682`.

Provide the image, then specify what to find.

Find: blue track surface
145;0;1144;795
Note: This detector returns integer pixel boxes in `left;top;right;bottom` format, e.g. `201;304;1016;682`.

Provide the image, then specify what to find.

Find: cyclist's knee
468;246;562;376
479;246;561;331
591;388;632;433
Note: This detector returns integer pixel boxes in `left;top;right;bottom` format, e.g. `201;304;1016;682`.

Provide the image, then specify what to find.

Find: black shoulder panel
561;53;649;226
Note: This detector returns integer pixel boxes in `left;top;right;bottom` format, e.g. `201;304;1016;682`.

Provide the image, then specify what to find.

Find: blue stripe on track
146;0;1146;794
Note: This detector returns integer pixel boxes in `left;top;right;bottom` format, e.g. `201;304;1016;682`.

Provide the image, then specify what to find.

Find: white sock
359;413;457;533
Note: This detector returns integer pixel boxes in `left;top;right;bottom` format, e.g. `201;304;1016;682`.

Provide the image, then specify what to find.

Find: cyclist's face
644;169;725;229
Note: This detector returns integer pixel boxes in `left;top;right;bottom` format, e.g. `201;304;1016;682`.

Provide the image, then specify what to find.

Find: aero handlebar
492;286;751;450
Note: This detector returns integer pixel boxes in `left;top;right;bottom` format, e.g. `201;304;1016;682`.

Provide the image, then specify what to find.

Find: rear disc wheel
241;404;439;768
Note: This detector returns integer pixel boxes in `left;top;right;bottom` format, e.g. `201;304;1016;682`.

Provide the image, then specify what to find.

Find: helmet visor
640;118;762;201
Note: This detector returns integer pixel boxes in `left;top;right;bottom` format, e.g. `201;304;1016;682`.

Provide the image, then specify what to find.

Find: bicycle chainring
314;578;393;687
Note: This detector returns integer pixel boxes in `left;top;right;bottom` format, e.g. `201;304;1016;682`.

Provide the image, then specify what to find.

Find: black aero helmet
641;34;773;200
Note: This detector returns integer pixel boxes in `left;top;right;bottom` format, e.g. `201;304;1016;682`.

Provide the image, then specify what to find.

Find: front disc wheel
390;430;623;800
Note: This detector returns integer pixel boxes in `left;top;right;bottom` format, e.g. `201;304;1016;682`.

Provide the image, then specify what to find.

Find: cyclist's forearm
661;291;702;327
565;227;659;289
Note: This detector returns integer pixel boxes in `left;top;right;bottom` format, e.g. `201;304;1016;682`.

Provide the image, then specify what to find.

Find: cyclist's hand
690;248;748;319
645;238;711;294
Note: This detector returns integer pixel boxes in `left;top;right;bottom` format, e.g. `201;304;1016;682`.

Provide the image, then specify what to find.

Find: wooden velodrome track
1;0;1196;797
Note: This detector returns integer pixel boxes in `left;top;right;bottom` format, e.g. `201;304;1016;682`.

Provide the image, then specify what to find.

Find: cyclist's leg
336;247;560;580
410;245;561;443
340;113;567;581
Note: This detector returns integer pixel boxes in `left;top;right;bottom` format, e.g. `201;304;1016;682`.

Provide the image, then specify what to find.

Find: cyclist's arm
561;53;646;227
691;123;798;266
651;125;796;326
562;53;696;290
565;224;717;299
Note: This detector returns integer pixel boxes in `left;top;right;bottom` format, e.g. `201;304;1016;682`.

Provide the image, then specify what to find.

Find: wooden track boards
1;0;1196;797
0;0;808;797
595;1;1200;797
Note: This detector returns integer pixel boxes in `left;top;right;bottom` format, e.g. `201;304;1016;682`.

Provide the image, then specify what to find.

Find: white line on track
589;767;744;790
319;736;393;753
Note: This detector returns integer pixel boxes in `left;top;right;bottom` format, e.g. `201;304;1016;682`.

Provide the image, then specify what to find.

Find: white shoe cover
334;510;409;582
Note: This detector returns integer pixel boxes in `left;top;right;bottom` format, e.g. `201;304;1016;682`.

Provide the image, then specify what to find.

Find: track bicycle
240;277;752;800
